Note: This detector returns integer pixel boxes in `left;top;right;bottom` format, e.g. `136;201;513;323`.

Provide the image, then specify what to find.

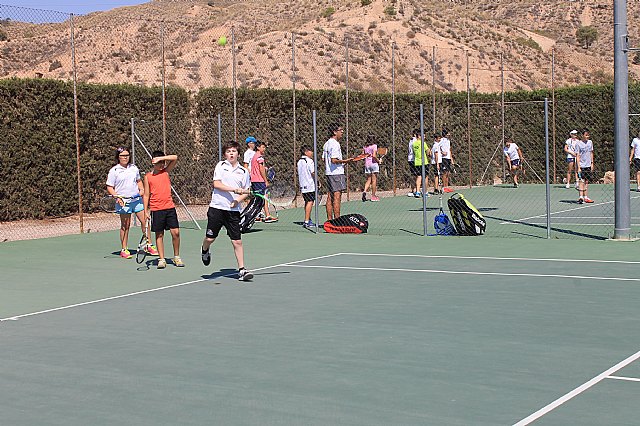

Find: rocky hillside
0;0;638;94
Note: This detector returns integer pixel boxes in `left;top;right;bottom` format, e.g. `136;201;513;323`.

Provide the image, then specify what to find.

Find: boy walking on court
503;137;524;188
201;141;254;281
143;151;184;269
575;129;595;204
297;146;316;228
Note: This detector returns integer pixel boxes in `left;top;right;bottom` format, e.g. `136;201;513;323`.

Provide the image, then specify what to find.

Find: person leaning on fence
362;134;380;202
412;132;432;198
407;129;421;197
106;147;158;259
143;150;184;268
564;129;580;189
630;131;640;192
575;128;595;204
439;129;453;191
243;136;256;171
297;145;316;228
503;137;524;188
250;140;277;223
322;123;353;221
201;140;253;281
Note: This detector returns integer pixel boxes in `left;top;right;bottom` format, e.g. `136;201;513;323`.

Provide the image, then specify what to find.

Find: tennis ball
217;36;227;46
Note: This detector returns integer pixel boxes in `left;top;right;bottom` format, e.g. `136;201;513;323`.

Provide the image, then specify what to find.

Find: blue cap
245;136;257;144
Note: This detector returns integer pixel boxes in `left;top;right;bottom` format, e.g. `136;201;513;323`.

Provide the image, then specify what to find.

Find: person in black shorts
201;141;254;281
407;129;422;197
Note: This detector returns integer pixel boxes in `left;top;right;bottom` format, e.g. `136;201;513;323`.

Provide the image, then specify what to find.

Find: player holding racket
361;134;380;202
503;137;524;188
201;141;253;281
106;147;157;259
250;140;277;223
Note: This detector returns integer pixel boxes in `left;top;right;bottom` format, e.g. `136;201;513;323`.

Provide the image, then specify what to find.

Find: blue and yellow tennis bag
447;193;486;236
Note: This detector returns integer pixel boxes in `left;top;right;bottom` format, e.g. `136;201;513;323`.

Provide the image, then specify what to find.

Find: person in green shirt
412;133;432;198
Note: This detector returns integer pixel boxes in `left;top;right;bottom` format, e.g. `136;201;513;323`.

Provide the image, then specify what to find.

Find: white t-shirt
106;164;141;198
576;139;593;168
631;138;640;159
504;143;520;161
209;160;251;212
408;137;416;162
322;138;344;176
565;138;578;159
431;140;441;164
243;149;255;171
439;137;452;160
297;156;315;193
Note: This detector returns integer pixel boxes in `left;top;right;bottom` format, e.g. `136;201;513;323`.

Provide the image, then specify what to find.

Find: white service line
513;350;640;425
285;264;640;282
500;195;640;225
0;252;341;323
339;252;640;265
607;375;640;383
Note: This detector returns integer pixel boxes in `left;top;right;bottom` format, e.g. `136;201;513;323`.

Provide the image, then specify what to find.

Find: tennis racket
100;195;141;213
349;152;371;162
136;216;152;264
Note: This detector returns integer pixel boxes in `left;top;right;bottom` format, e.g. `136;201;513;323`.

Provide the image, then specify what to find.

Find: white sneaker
565;183;570;189
238;268;253;281
406;192;415;197
575;182;579;189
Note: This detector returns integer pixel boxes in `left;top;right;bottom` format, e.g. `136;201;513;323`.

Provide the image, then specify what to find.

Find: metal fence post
545;98;551;239
70;13;84;234
420;104;427;236
391;41;396;195
313;110;319;233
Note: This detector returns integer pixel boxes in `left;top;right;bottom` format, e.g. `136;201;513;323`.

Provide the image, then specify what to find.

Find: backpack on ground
434;208;456;236
323;214;369;234
239;196;265;233
447;193;486;236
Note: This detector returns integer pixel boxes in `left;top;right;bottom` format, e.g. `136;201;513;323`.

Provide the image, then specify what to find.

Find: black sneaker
201;246;211;266
514;183;518;188
238;268;253;281
362;192;367;202
578;198;584;204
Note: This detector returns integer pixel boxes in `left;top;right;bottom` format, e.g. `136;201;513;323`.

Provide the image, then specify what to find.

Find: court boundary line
500;194;640;225
285;264;640;282
0;253;341;323
513;350;640;425
607;375;640;383
339;252;640;265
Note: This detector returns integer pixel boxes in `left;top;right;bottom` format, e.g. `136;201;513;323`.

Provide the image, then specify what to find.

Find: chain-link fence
0;3;637;241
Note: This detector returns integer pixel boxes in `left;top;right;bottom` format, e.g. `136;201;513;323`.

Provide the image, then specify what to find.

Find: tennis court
2;228;640;425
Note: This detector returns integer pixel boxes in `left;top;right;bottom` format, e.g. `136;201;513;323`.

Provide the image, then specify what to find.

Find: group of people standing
407;129;454;197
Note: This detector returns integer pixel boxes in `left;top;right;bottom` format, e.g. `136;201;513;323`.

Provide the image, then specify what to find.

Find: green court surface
249;183;639;240
2;228;640;425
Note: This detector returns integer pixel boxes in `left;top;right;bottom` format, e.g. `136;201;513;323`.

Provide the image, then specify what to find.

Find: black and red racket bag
323;214;368;234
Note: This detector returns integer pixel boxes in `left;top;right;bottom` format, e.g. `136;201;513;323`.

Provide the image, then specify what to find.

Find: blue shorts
251;182;267;195
115;196;143;215
511;159;521;167
566;158;575;163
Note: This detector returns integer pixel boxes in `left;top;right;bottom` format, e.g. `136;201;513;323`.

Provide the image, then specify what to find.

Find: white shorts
364;163;379;174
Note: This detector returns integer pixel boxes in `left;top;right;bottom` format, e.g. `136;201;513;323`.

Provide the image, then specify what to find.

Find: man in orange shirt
143;151;184;269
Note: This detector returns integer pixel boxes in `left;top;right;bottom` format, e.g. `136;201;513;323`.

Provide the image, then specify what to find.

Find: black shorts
579;168;594;183
151;208;179;232
409;161;421;177
441;158;452;172
206;207;242;240
634;158;640;170
302;192;316;203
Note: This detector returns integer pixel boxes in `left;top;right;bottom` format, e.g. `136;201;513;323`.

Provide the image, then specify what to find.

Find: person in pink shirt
249;140;277;223
361;134;380;202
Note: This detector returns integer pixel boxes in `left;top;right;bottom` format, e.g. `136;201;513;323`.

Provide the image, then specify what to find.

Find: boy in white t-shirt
201;140;253;281
630;131;640;192
575;129;595;204
243;136;257;171
439;129;453;191
564;130;580;189
503;137;524;188
297;146;316;228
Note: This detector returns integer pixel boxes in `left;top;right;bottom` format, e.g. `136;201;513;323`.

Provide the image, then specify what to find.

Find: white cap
570;130;578;134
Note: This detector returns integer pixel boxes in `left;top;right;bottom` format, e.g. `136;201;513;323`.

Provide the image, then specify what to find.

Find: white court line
0;252;341;323
500;195;640;225
513;350;640;425
607;375;640;383
339;252;640;265
285;264;640;282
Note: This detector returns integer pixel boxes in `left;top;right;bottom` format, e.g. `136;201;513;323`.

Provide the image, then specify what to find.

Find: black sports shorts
151;208;179;232
206;206;242;240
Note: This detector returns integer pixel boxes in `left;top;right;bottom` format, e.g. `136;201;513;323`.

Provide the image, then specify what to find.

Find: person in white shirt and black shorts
201;140;254;281
630;131;640;192
297;146;316;228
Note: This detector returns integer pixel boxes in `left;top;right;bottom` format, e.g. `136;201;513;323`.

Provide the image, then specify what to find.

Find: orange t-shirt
147;169;175;211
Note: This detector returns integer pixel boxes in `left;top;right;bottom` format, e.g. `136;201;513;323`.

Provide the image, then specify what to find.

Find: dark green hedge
1;78;636;221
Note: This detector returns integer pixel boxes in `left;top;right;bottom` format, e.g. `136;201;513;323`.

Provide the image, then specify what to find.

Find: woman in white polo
106;147;155;259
